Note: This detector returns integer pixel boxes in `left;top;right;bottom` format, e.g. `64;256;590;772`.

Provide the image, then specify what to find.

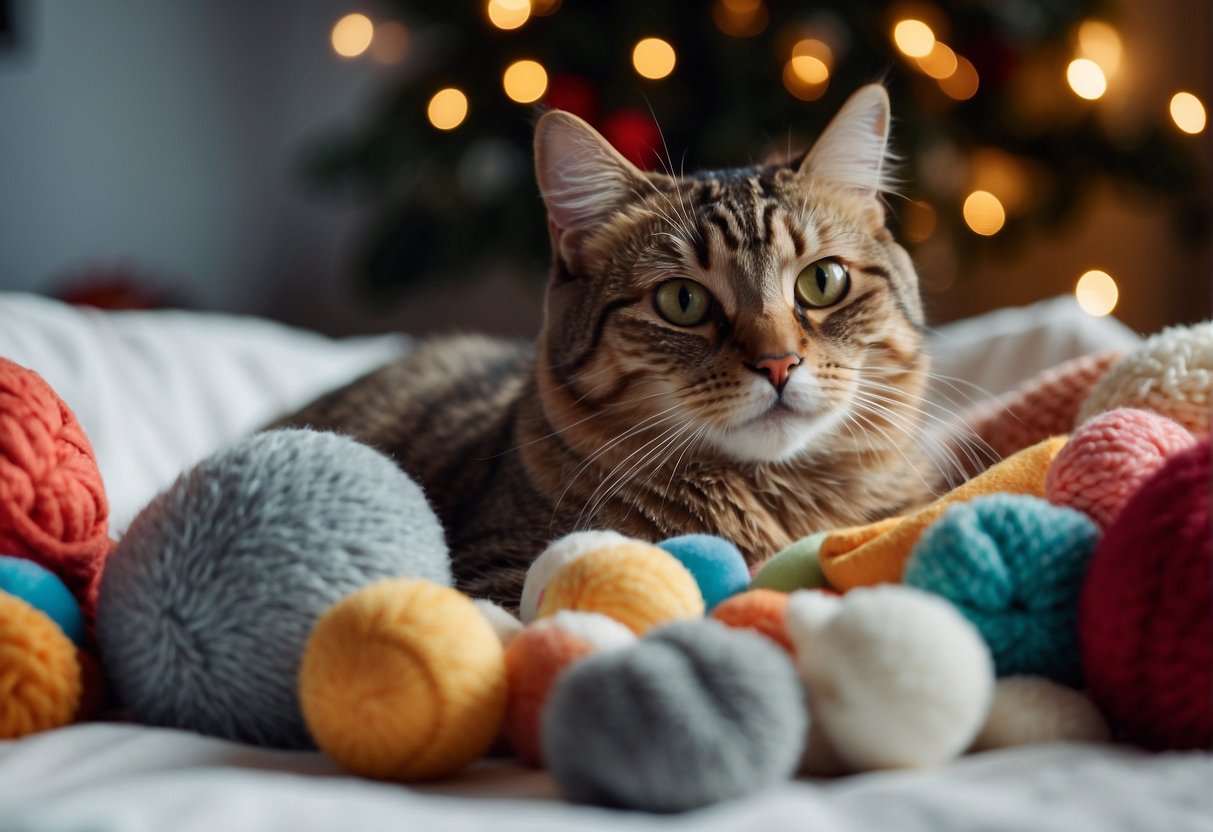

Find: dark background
0;0;1208;338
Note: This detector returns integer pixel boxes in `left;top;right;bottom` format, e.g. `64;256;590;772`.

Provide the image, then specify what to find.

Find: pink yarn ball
1046;408;1196;528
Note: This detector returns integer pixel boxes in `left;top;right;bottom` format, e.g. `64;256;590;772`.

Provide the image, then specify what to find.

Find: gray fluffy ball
97;429;451;749
542;619;807;812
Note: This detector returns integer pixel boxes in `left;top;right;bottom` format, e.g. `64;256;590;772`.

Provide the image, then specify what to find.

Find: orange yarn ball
0;592;83;738
711;589;794;652
300;579;507;781
536;542;705;634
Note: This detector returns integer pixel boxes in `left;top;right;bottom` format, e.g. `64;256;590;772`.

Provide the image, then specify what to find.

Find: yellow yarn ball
299;578;506;781
536;542;705;634
0;592;82;739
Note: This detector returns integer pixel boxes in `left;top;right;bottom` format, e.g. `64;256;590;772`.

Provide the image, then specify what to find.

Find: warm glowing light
712;0;768;38
893;19;935;58
632;37;677;80
970;148;1029;213
1170;91;1207;134
531;0;562;16
1067;59;1107;100
503;59;548;104
939;55;979;100
902;200;937;243
1075;270;1119;317
790;55;829;85
487;0;530;31
427;88;468;130
792;38;833;68
1077;20;1121;76
917;41;957;79
370;20;409;64
331;13;374;58
783;60;827;101
962;190;1005;236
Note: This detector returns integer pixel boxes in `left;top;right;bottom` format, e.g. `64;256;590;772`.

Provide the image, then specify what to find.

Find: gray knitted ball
97;429;451;749
542;618;806;812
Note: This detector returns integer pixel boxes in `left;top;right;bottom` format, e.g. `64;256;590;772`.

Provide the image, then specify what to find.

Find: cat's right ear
534;110;647;237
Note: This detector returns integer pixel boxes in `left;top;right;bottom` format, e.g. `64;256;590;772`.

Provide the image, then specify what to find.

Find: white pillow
0;293;408;534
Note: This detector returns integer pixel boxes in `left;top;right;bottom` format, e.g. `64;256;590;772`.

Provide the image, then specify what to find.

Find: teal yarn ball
751;532;829;592
904;494;1099;685
657;534;749;610
0;555;85;647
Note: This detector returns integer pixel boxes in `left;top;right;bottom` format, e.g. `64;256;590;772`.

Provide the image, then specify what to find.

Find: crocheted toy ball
971;675;1110;752
750;532;829;592
1080;439;1212;750
656;534;749;610
787;585;994;771
1077;321;1212;437
0;358;111;622
0;555;85;647
97;429;452;749
709;588;794;652
536;541;705;635
300;578;506;781
904;493;1099;685
543;619;806;812
1046;408;1195;529
520;530;630;622
0;590;82;738
503;611;635;766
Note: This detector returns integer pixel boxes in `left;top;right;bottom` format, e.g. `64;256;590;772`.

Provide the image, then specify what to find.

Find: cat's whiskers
846;387;983;489
577;415;696;529
550;402;688;530
842;404;942;498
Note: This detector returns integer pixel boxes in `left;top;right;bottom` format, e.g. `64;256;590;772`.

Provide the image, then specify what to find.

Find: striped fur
274;86;938;608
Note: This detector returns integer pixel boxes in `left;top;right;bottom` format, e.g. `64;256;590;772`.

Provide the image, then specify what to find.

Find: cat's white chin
707;403;843;464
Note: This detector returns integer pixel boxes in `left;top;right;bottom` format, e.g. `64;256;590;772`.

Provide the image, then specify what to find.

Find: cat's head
533;85;927;467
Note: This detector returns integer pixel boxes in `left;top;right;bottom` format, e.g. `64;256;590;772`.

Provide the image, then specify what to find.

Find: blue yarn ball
0;555;85;647
97;429;452;749
904;493;1099;685
657;534;749;610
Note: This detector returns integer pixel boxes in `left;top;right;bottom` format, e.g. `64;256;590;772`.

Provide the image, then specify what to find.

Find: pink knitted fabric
945;350;1123;478
1046;408;1196;528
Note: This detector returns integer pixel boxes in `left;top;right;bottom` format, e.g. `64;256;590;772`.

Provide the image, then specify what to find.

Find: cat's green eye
795;259;850;308
655;278;712;326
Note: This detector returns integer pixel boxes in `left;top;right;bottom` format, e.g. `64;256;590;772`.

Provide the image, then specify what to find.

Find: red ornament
601;108;663;170
543;75;597;123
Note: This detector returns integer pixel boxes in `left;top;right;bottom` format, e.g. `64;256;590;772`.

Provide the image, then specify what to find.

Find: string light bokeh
312;1;1209;327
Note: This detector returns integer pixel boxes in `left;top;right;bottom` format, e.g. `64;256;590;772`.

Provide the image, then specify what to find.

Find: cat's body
275;86;939;607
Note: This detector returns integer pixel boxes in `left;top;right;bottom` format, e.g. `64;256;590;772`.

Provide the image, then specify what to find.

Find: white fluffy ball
971;675;1111;751
473;599;525;647
519;530;630;622
786;585;994;771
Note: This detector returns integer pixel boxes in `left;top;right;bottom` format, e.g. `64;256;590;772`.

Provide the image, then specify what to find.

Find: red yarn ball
1046;408;1195;528
1080;439;1211;750
0;358;111;625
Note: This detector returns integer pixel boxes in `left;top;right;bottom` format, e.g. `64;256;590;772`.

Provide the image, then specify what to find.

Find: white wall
0;0;385;315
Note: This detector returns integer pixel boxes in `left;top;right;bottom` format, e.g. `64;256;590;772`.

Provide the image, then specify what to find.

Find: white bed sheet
3;291;1207;832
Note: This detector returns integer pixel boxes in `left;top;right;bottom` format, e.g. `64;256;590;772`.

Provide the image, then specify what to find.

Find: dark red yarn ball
1080;438;1211;750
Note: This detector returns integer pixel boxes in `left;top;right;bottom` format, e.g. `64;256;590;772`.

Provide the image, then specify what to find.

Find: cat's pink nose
750;352;801;391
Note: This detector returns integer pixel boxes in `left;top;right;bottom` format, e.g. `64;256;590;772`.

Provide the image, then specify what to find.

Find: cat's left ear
798;84;893;196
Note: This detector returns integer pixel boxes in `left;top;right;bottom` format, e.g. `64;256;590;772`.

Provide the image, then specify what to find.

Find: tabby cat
274;85;938;608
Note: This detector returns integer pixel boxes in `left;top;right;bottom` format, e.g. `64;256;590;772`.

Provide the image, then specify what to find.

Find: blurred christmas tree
303;0;1208;300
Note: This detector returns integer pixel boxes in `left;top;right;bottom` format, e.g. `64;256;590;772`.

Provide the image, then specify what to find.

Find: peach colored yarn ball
1046;408;1196;528
710;589;794;652
503;612;634;766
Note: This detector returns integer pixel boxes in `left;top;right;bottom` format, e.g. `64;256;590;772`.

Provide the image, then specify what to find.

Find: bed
0;291;1208;832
